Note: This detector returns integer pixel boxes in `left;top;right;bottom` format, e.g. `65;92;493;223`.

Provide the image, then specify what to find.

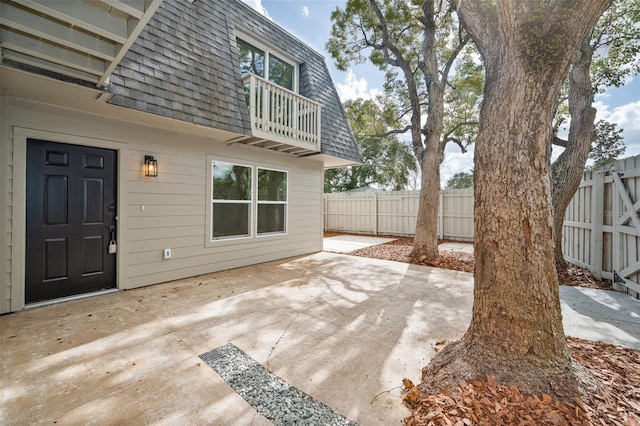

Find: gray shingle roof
108;0;361;164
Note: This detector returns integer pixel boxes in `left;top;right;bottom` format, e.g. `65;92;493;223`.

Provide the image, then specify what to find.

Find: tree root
418;338;600;402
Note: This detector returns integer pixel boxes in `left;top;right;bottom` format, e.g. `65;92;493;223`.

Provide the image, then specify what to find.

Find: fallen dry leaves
403;374;592;426
349;237;475;273
344;235;611;287
402;338;640;426
558;264;612;290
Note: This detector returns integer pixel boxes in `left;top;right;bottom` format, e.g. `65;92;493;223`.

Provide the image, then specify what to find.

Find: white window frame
205;156;289;246
210;160;253;241
235;29;299;93
256;167;288;237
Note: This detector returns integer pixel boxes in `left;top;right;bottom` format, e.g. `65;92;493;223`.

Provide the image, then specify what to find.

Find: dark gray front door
26;139;117;304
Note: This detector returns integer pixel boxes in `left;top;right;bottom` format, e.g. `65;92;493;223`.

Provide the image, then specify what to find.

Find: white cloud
240;0;271;19
301;5;310;18
594;99;640;130
594;99;640;160
607;101;640;132
336;69;381;102
441;145;475;188
593;99;613;121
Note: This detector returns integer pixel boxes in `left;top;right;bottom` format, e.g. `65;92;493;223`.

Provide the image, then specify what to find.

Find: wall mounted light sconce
144;155;158;177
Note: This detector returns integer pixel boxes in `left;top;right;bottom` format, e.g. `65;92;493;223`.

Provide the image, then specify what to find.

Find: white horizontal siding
1;98;324;312
1;97;11;313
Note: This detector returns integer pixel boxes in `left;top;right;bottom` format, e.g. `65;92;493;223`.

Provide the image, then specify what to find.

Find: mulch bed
403;338;640;426
339;234;611;288
324;232;636;425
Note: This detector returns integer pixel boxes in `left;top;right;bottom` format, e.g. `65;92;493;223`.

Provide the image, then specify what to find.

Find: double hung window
257;168;287;235
237;38;295;91
211;162;252;239
210;160;287;240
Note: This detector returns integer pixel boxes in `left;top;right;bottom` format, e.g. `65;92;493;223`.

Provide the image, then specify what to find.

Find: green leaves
589;120;626;169
445;170;474;189
324;98;418;193
590;0;640;90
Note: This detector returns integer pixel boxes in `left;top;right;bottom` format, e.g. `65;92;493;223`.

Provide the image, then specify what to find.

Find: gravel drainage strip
200;343;358;425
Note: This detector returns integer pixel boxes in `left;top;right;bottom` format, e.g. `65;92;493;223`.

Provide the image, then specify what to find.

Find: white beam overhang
0;0;162;86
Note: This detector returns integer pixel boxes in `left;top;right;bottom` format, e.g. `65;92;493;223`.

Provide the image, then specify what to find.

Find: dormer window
237;38;295;92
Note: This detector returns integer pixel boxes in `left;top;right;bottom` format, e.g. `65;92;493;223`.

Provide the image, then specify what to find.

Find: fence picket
323;188;473;241
562;158;640;299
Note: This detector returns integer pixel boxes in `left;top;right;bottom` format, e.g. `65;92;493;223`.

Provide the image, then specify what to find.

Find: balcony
229;73;321;157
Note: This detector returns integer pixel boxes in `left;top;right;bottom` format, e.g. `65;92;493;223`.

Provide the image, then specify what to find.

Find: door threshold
25;288;120;310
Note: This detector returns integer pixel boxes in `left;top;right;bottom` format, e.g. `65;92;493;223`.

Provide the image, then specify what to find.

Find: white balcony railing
242;73;321;153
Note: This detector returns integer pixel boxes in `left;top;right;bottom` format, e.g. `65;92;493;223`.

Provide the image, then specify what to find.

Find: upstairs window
237;38;295;92
268;55;294;92
237;39;264;77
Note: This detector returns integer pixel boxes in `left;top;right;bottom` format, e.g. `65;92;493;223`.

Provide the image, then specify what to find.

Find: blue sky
242;0;640;185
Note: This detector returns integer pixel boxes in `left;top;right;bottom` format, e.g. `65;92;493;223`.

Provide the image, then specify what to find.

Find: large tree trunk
552;36;598;267
409;0;444;262
411;132;442;261
420;0;610;399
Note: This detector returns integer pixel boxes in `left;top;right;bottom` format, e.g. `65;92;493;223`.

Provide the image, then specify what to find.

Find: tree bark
409;0;446;262
420;0;611;399
552;36;598;267
411;119;442;261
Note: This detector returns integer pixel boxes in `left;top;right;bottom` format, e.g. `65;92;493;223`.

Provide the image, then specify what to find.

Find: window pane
269;55;294;91
212;203;249;238
258;169;287;201
258;204;285;234
213;162;251;200
237;39;264;77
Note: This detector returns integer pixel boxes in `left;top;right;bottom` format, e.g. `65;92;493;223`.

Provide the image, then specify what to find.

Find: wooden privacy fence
323;188;474;241
325;167;640;300
563;155;640;299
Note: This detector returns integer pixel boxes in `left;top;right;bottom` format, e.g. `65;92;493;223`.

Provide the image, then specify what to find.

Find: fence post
374;192;379;236
612;169;621;280
438;190;444;240
323;194;327;233
590;171;604;280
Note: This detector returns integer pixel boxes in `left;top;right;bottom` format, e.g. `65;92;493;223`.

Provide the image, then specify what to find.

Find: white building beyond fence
323;188;474;242
325;162;640;300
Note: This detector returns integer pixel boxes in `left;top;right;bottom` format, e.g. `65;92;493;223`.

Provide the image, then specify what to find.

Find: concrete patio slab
560;286;640;350
1;252;638;425
323;235;397;253
323;234;474;255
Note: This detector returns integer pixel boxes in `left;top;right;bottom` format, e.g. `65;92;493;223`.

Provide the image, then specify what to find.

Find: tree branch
356;125;413;139
553;136;568;148
443;121;479;140
369;0;426;161
450;0;496;57
444;136;469;153
442;34;471;82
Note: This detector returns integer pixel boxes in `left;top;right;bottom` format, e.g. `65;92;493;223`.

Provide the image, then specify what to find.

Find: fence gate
610;169;640;297
563;155;640;299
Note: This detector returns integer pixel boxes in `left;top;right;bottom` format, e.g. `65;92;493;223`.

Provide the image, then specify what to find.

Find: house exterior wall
108;0;361;164
0;98;324;314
